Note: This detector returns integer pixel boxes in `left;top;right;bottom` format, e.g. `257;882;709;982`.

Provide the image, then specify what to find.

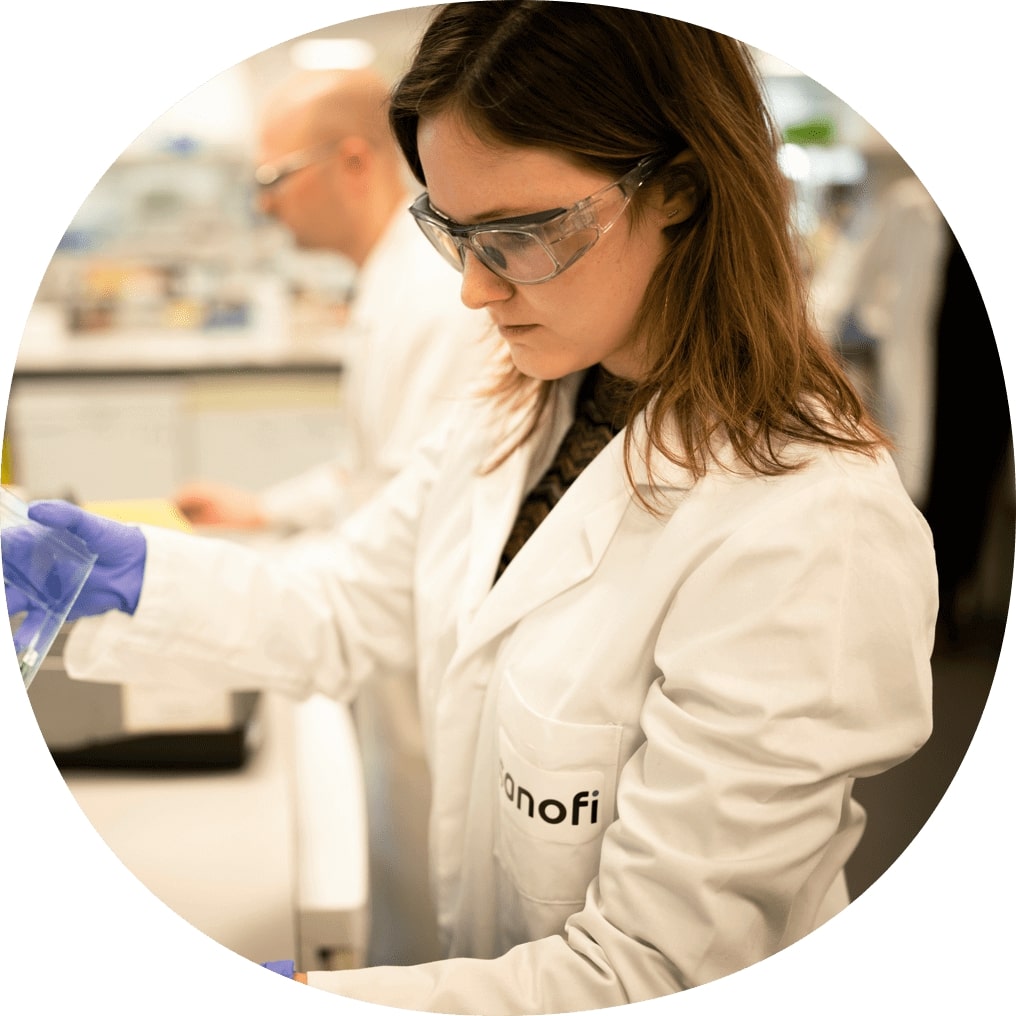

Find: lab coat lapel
457;440;532;635
454;374;579;639
453;384;698;662
455;430;634;660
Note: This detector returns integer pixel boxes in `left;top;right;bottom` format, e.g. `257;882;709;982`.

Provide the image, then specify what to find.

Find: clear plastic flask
1;488;97;688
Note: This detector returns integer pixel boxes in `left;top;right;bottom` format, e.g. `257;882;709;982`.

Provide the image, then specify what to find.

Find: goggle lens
417;221;466;271
474;230;556;283
417;220;560;283
409;155;662;285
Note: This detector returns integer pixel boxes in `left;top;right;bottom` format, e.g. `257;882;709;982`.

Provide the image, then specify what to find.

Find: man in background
173;68;491;967
176;67;489;532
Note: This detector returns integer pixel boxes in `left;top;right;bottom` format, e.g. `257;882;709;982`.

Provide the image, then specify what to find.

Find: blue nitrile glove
261;960;296;979
7;500;147;621
3;507;95;665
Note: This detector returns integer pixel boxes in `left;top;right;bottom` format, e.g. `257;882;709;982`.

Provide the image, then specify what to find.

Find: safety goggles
408;155;663;285
254;143;337;190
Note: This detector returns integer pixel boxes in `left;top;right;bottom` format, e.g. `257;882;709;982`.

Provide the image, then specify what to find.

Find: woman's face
416;111;670;381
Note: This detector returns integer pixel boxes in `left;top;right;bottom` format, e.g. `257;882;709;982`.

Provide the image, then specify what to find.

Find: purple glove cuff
261;959;296;979
107;526;147;615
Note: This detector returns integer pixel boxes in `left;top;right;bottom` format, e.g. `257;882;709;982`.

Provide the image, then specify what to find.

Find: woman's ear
657;149;700;227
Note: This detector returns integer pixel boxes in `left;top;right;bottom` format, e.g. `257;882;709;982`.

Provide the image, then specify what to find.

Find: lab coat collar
453;376;697;662
346;200;415;332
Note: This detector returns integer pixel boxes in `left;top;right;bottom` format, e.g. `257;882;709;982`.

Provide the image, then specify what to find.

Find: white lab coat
259;204;493;966
260;205;493;530
809;176;949;507
65;372;937;1014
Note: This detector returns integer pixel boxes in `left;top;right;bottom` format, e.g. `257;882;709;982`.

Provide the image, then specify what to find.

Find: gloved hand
3;500;147;622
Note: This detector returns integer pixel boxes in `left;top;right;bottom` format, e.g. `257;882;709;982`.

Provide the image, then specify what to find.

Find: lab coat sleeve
307;466;937;1013
258;459;350;533
256;316;491;530
62;420;451;699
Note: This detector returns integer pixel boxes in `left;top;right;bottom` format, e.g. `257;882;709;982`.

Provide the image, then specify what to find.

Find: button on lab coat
65;372;937;1014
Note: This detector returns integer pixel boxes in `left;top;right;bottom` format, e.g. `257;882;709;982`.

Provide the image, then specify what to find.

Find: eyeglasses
254;143;337;190
408;155;664;285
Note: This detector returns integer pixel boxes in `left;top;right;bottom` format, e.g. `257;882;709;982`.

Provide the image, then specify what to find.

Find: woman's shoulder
670;438;919;533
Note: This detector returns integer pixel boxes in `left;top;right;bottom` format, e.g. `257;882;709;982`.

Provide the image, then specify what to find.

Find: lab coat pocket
495;671;623;906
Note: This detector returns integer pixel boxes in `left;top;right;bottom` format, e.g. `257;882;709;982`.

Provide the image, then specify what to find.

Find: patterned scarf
494;365;636;583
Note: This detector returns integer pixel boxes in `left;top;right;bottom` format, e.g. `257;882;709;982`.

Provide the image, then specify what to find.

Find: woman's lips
496;323;538;337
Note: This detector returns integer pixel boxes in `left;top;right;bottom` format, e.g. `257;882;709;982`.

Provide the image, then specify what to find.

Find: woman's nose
459;250;513;309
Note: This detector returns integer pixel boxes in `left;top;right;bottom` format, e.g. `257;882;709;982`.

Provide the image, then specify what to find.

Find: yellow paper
82;498;193;533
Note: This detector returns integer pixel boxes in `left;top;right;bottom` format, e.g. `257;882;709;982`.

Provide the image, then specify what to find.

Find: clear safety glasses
254;143;338;190
408;155;663;285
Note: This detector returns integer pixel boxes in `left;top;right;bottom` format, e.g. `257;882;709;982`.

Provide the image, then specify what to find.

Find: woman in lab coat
14;3;937;1013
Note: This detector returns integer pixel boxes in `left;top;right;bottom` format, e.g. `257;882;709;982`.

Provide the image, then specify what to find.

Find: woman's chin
507;346;577;383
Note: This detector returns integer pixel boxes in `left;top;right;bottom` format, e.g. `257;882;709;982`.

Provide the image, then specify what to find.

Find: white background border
1;2;1011;1013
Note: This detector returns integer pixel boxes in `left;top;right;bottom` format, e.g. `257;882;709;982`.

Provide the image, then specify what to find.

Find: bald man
175;69;490;529
172;69;491;966
255;68;406;263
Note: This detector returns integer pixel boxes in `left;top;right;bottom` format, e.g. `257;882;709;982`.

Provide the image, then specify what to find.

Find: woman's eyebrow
432;200;525;224
431;197;568;226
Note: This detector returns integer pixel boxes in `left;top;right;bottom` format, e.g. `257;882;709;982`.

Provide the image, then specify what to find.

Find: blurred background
2;3;1011;972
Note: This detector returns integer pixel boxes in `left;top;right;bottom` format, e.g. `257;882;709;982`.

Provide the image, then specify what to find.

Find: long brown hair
390;2;887;499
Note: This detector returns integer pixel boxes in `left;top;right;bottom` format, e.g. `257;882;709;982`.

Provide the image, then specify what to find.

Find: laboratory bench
11;329;349;377
6;324;369;970
28;645;369;972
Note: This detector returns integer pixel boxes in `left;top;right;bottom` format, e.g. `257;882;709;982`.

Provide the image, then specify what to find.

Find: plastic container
1;488;97;688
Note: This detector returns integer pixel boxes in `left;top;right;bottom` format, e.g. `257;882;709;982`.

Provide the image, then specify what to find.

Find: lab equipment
1;487;97;687
28;635;260;770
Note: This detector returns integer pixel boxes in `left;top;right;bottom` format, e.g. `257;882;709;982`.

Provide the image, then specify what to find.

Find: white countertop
12;300;350;375
63;691;368;971
14;332;348;375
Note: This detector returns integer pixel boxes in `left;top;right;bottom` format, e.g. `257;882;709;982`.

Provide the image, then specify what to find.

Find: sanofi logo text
499;758;601;827
496;727;613;845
